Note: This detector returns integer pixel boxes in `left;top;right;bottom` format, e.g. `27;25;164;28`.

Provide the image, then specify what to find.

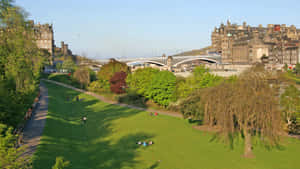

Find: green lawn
33;82;300;169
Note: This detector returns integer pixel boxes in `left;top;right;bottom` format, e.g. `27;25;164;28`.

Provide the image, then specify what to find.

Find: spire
227;19;231;26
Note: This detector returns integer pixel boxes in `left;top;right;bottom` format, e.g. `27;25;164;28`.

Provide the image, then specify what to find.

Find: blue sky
16;0;300;59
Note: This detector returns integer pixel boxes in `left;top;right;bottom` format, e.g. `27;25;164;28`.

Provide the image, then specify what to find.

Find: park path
43;79;183;118
22;82;48;157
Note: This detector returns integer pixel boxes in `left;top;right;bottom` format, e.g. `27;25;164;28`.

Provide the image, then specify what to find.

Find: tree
176;66;222;99
52;156;70;169
280;85;300;133
109;71;127;94
200;70;281;158
62;59;76;72
0;0;46;127
73;67;90;89
179;91;204;121
0;0;14;19
55;62;62;72
126;67;159;95
97;59;129;81
146;71;176;107
0;124;31;169
295;63;300;75
88;68;97;82
88;79;110;94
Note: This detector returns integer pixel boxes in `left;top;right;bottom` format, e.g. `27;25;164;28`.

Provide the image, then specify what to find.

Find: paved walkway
43;79;183;118
22;82;48;157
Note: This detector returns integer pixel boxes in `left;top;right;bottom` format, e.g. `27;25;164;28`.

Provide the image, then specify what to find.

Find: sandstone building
211;21;300;65
55;41;72;56
33;22;54;56
33;21;74;63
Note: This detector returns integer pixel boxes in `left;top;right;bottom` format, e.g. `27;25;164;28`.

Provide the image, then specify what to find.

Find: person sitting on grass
143;141;147;147
149;141;153;145
136;141;142;145
82;116;87;124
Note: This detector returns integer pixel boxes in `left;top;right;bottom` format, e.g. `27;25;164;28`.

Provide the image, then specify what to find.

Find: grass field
32;82;300;169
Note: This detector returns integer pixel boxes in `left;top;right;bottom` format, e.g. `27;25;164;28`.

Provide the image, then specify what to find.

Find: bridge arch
173;57;219;67
127;60;166;67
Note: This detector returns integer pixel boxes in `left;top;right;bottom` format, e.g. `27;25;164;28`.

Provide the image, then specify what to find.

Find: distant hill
173;46;213;56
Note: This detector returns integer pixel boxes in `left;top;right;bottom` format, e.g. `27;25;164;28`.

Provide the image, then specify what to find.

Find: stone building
34;22;54;56
54;41;72;56
211;21;300;64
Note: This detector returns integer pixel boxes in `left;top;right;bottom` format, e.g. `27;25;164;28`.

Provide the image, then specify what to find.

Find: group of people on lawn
137;140;154;146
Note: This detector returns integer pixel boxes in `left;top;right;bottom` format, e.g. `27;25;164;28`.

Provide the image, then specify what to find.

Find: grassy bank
32;82;300;169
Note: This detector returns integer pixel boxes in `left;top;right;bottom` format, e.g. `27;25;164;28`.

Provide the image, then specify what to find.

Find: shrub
179;91;204;121
52;157;70;169
117;90;146;108
88;80;110;94
88;69;97;82
280;85;300;134
48;74;81;88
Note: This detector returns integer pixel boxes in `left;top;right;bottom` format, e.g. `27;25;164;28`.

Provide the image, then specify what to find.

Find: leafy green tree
280;85;300;133
88;79;110;94
127;68;177;106
146;70;176;107
295;63;300;75
283;63;288;71
0;0;13;19
0;0;46;127
0;81;24;127
52;156;70;169
126;67;159;95
97;59;129;81
0;124;31;169
62;59;76;72
55;62;62;72
88;68;97;82
176;66;222;99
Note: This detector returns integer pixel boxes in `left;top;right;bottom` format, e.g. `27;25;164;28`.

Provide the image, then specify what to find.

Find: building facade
34;22;54;56
212;21;300;64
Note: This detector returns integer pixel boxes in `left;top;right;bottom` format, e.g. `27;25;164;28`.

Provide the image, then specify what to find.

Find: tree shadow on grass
145;161;160;169
33;82;154;169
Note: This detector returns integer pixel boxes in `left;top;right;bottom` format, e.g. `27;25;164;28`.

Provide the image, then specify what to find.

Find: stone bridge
122;54;222;70
96;54;222;71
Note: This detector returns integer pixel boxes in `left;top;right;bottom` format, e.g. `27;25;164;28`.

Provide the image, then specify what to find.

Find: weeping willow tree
201;70;282;158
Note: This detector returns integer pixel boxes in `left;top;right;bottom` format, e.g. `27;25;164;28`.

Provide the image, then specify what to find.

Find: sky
16;0;300;59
